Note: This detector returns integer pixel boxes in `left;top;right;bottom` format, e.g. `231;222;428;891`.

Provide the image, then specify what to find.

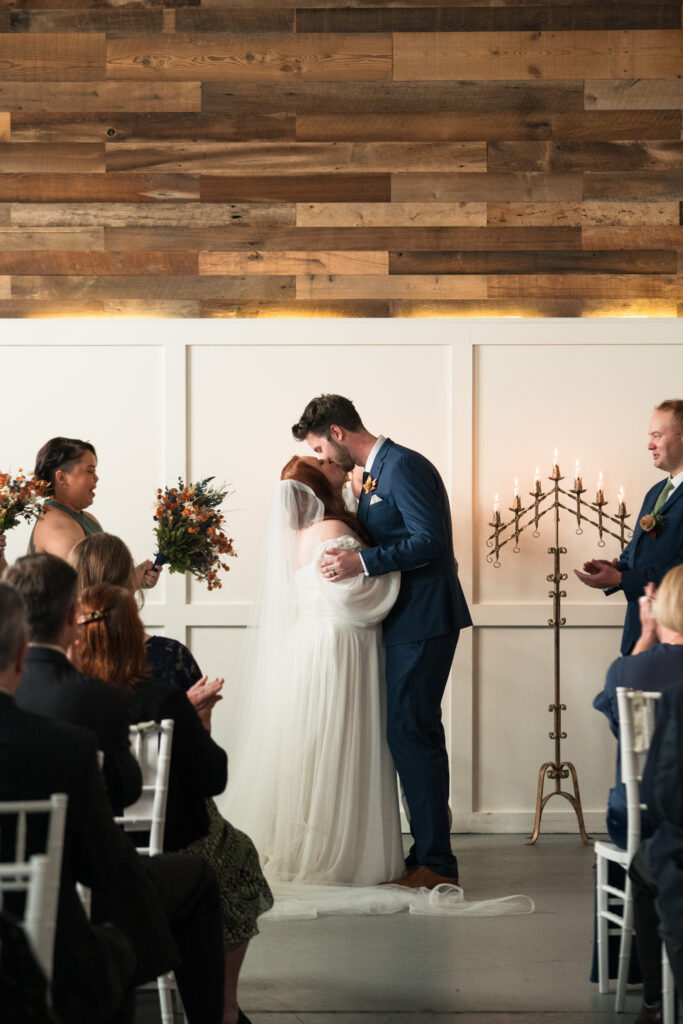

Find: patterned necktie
652;479;674;515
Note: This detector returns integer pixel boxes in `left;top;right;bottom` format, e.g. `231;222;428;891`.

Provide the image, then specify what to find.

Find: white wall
2;317;681;835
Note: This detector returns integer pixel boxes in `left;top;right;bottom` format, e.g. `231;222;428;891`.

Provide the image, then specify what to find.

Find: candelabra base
527;760;590;845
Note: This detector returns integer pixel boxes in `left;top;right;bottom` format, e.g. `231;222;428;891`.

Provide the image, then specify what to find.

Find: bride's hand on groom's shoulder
320;548;363;582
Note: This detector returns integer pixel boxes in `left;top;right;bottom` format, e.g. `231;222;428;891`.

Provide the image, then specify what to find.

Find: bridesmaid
29;436;159;589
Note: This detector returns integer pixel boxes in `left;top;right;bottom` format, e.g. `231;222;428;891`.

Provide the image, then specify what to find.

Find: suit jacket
127;677;228;851
641;680;683;942
358;438;472;645
16;647;142;815
0;694;178;1022
609;479;683;654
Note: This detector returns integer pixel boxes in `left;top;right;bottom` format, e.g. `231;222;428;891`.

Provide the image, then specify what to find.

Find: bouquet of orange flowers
153;478;236;591
0;470;48;534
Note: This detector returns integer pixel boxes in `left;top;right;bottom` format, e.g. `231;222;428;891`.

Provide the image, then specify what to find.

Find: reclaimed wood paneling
296;202;488;227
0;33;105;80
202;80;586;114
9;112;296;143
199;250;389;275
0;81;201;112
9;201;295;227
105;34;392;82
393;31;683;82
0;5;680;317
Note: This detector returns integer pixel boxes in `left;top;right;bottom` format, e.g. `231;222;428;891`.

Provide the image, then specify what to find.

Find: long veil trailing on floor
220;479;534;921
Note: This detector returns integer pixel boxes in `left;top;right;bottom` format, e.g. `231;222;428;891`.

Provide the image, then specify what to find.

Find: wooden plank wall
0;2;681;319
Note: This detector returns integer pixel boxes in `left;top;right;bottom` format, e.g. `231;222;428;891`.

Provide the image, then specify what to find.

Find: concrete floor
137;834;645;1023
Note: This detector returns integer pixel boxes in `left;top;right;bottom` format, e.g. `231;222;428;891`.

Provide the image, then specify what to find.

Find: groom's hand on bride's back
320;548;363;582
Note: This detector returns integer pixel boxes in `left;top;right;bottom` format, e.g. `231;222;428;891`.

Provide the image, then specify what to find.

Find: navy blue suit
358;438;471;877
609;479;683;654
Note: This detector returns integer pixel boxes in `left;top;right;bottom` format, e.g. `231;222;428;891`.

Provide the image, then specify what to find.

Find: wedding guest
29;436;159;590
575;399;683;654
623;565;683;1024
0;579;225;1024
9;552;142;815
69;532;223;716
591;568;683;988
74;580;272;1024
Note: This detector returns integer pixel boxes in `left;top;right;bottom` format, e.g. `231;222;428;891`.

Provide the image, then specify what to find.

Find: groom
293;394;472;888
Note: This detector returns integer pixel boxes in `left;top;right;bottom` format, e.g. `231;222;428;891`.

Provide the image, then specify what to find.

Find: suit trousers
385;630;460;878
629;840;683;1001
143;853;224;1024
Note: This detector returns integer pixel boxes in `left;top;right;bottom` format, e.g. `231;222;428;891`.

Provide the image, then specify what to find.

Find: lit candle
494;493;499;515
552;448;560;479
512;477;521;510
618;487;626;515
596;471;604;502
534;466;541;494
574;459;582;490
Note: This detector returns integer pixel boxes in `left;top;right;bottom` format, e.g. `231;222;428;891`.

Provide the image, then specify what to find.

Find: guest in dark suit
0;581;137;1024
575;399;683;655
1;561;225;1023
7;551;141;814
294;394;472;888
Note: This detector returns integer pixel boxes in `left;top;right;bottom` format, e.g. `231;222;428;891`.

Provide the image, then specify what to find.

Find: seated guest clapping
0;581;224;1024
3;558;225;1023
74;581;271;1024
594;569;683;848
625;565;683;1024
69;532;223;716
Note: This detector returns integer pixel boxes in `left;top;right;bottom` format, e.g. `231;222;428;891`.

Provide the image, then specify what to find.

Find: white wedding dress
220;481;534;920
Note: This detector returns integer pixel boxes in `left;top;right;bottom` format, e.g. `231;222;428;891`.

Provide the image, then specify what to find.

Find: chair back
616;687;661;859
0;793;68;981
115;720;173;856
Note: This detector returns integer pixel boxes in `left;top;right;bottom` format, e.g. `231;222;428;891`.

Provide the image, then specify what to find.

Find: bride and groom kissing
224;393;472;896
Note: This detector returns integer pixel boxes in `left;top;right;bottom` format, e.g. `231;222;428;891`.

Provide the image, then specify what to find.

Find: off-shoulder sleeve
313;535;400;626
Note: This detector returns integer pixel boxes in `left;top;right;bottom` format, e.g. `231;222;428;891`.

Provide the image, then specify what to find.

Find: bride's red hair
280;456;369;542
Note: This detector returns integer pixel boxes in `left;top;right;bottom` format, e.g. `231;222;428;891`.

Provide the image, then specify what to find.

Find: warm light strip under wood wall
0;3;681;319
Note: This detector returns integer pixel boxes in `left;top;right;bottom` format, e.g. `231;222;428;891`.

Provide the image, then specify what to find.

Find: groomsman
575;399;683;654
294;394;471;888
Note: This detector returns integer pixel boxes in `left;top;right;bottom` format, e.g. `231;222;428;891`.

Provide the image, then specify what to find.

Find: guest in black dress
72;576;272;1024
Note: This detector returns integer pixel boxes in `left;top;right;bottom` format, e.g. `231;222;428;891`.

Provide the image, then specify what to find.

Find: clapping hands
574;557;621;589
187;675;224;730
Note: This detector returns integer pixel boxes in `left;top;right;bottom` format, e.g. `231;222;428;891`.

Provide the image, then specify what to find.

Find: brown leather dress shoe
381;865;460;890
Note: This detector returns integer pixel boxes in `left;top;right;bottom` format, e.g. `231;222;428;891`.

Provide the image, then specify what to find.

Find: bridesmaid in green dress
28;436;158;589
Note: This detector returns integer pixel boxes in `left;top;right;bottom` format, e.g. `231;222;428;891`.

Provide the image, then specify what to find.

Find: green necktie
652;479;674;515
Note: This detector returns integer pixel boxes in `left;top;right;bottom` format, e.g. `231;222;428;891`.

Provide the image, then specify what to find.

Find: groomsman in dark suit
0;566;225;1023
294;394;472;888
575;399;683;654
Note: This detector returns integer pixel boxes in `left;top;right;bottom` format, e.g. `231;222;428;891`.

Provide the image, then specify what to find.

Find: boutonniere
362;476;378;495
639;512;665;538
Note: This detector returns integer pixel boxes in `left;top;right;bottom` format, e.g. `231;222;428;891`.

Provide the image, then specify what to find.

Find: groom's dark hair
292;394;363;440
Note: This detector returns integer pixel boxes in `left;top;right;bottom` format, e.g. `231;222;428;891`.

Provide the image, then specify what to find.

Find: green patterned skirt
186;798;274;951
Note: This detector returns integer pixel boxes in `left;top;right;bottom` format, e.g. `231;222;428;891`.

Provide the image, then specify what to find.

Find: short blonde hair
655;564;683;636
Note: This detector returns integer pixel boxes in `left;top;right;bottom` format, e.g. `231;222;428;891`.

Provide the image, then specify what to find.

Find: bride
223;454;404;887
